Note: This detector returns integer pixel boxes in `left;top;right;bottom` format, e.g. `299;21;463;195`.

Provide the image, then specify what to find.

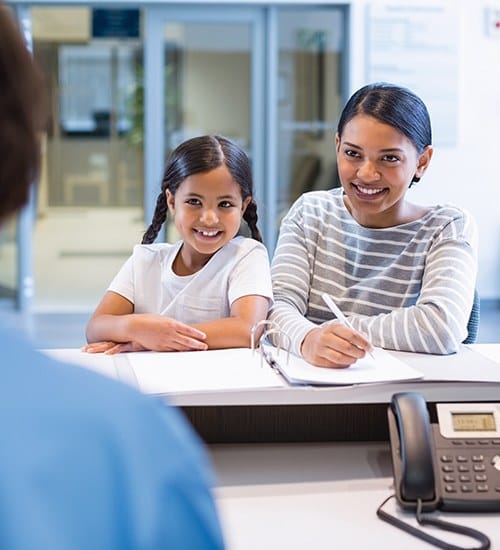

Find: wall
440;0;500;300
347;0;500;299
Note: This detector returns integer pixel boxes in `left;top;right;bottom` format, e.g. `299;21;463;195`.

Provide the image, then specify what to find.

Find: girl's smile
195;229;220;237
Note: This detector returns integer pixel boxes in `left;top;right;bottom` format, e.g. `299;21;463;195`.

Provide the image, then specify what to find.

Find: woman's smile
351;182;387;199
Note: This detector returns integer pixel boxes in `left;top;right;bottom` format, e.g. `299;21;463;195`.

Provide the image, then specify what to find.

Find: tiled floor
1;301;499;349
1;310;90;348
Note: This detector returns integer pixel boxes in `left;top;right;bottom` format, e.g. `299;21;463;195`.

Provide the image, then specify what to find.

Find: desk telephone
388;392;500;513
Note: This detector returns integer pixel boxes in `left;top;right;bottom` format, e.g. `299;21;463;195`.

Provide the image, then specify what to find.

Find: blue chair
462;289;480;344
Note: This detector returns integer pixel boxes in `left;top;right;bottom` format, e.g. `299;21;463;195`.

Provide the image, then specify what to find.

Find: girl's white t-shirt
108;236;273;324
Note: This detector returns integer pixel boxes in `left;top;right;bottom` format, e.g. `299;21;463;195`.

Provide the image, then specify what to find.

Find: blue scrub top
0;322;224;549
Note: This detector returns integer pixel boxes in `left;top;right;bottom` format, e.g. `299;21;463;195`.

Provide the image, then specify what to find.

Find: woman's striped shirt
269;188;478;356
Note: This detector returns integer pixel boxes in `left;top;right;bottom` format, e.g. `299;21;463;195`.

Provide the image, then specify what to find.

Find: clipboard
253;321;423;387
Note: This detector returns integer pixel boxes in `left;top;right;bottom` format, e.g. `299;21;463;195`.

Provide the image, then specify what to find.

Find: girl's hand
84;315;208;353
300;322;372;368
130;314;208;352
86;291;208;352
82;341;148;355
82;341;117;354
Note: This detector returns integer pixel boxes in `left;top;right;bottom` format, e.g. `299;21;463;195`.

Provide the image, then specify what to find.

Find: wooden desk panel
182;403;389;443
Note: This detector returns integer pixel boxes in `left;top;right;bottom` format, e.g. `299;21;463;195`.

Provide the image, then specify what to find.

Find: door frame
15;5;36;312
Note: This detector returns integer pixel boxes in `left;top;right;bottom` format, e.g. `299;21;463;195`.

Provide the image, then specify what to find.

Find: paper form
127;346;423;394
265;345;423;386
126;348;286;395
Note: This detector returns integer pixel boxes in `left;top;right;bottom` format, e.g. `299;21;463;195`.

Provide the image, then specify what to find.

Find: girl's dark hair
142;134;262;244
0;6;47;221
337;82;432;183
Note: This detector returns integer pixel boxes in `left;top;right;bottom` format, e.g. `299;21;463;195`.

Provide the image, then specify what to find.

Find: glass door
0;219;18;308
27;6;145;311
10;3;349;312
144;6;265;243
274;7;347;245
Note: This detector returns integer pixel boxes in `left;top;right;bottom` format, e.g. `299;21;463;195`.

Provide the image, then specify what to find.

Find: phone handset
390;392;436;507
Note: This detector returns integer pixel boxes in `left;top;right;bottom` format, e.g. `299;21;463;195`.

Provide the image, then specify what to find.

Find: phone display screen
451;412;496;432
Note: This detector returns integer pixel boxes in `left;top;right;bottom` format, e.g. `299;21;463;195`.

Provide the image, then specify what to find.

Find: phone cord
376;495;491;550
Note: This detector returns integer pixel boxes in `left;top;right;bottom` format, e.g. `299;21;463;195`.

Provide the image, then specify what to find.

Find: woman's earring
410;174;420;187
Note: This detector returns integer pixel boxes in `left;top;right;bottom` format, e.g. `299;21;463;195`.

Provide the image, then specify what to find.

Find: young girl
84;135;272;354
270;83;478;368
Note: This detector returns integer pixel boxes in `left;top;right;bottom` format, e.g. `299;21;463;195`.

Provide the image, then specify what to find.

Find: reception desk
43;344;500;442
43;344;500;548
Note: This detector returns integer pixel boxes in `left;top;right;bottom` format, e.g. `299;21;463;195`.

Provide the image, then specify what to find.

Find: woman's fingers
301;324;372;368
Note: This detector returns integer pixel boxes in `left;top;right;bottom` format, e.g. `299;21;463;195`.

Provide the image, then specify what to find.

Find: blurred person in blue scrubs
0;5;224;549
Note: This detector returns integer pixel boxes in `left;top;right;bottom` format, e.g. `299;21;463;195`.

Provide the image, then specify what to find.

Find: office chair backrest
462;288;480;344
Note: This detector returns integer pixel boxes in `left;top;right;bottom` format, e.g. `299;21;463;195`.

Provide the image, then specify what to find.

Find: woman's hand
300;322;373;368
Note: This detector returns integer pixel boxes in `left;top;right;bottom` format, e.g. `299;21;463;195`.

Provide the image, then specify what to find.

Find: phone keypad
438;448;500;495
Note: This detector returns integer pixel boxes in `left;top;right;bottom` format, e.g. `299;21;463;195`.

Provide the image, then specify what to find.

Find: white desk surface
210;441;500;549
43;344;500;406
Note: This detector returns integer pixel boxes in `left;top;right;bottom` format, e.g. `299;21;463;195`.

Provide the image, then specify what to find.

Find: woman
269;82;477;368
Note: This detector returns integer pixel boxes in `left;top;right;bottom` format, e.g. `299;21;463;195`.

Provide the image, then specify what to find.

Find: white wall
348;0;500;299
441;0;500;300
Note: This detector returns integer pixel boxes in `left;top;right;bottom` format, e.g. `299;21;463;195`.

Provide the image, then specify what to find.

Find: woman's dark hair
0;6;47;222
142;134;263;244
337;82;432;183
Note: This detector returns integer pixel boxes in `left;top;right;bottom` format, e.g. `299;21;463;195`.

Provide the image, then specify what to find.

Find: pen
321;292;375;359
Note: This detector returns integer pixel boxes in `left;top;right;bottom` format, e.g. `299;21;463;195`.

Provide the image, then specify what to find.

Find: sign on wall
92;9;140;40
365;1;458;147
